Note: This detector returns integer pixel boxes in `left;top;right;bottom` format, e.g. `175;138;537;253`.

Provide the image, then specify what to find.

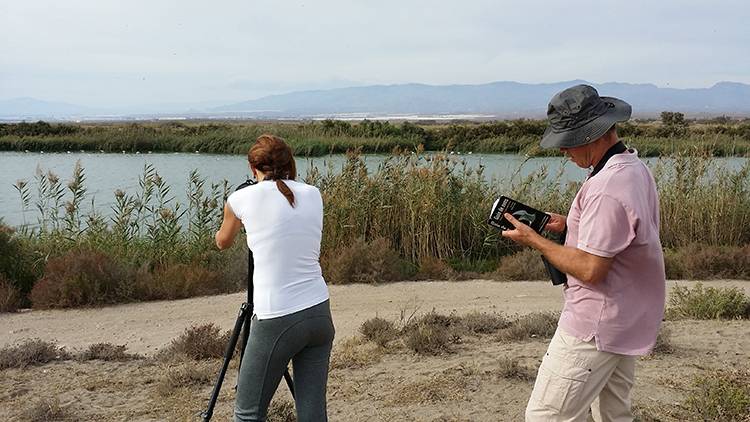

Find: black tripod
201;181;295;421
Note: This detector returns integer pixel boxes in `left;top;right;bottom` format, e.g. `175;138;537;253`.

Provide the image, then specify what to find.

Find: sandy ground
1;279;749;421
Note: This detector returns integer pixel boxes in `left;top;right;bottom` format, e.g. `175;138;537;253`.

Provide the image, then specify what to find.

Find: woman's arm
215;203;242;250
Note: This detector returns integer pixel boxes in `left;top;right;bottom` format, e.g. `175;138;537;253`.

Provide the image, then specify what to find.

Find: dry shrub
402;311;463;355
159;323;230;360
156;361;215;396
666;282;750;320
330;337;383;370
391;371;471;405
0;339;71;369
322;237;409;284
30;249;131;309
415;256;456;280
497;312;559;342
666;244;750;280
651;326;675;355
461;311;510;334
360;317;399;347
662;248;686;280
267;399;297;422
0;273;21;312
494;249;548;281
135;263;228;301
77;343;141;361
684;368;750;421
21;397;76;422
496;357;535;381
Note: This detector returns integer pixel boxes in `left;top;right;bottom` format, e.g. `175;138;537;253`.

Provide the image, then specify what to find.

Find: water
1;151;747;228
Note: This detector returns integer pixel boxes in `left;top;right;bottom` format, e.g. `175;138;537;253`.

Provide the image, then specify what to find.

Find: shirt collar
589;141;627;178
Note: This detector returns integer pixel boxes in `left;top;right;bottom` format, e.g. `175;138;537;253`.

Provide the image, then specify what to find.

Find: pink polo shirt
559;149;666;356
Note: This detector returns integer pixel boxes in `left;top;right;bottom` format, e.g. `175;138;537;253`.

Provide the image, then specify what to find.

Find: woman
215;134;334;422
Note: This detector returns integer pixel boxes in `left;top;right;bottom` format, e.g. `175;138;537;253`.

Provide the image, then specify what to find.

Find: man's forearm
528;235;608;285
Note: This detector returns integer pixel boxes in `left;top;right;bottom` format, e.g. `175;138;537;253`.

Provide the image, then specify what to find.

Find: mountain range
2;80;749;121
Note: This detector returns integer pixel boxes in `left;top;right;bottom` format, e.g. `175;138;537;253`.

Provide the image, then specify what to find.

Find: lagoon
1;151;747;228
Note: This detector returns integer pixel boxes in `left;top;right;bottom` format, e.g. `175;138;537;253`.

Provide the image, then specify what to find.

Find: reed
1;120;749;157
3;149;749;309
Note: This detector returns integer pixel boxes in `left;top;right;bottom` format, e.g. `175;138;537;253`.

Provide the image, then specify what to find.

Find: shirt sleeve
577;194;636;258
226;191;243;221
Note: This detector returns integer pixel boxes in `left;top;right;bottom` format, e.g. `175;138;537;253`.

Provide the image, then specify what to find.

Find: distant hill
214;80;750;118
0;97;93;119
3;81;750;120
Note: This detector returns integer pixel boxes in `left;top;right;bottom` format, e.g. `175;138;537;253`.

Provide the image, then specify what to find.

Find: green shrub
0;222;39;302
684;369;750;421
0;273;21;312
666;283;750;320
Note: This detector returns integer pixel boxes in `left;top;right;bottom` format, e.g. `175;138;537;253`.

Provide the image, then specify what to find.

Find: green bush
666;283;750;320
0;222;40;302
685;369;750;421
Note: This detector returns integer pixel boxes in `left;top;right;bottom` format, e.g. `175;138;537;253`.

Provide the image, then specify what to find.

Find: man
502;84;666;422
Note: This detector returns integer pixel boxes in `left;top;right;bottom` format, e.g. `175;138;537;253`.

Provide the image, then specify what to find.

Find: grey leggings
234;300;335;422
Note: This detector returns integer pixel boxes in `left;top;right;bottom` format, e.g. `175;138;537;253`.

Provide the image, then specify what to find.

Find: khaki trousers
525;328;636;422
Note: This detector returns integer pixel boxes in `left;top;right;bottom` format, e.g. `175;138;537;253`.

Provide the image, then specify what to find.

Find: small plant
329;337;383;370
0;339;71;370
651;326;675;355
496;357;535;381
667;283;750;320
159;323;229;360
359;317;399;347
497;312;559;342
22;397;76;422
77;343;141;361
0;273;21;312
402;311;462;355
156;361;215;396
684;369;750;421
267;399;297;422
461;311;510;334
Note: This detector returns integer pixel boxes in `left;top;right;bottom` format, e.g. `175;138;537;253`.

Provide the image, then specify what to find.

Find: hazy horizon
2;0;749;108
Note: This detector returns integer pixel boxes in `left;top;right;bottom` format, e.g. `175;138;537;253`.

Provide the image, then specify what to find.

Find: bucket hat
540;84;631;149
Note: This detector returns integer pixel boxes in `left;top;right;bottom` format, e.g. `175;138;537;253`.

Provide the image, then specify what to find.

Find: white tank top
227;180;329;319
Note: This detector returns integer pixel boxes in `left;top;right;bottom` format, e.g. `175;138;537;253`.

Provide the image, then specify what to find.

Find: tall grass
3;149;749;309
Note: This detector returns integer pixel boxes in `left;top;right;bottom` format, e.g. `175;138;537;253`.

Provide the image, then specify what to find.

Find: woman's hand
544;212;567;233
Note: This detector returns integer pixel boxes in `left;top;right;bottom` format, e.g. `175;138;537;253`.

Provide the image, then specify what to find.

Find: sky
1;0;749;108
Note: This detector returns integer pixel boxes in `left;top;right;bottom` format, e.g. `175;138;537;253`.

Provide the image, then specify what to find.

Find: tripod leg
201;303;249;422
283;369;295;398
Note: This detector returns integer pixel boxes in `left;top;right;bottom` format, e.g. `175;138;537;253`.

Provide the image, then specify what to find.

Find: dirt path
2;279;748;355
1;279;749;421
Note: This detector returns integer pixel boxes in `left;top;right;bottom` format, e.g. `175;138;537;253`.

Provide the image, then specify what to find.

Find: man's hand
545;212;567;233
501;212;542;247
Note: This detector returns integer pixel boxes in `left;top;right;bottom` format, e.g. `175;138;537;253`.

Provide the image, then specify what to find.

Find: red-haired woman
215;134;334;422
